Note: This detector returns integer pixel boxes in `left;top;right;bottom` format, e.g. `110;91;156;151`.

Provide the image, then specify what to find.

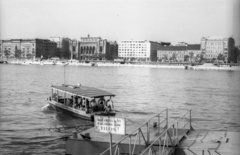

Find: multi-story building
0;40;2;58
106;41;118;60
157;44;201;62
201;36;232;61
78;35;108;60
118;40;162;61
50;37;78;59
1;39;57;59
71;39;78;59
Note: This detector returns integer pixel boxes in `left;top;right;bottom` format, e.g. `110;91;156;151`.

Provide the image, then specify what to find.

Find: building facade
118;40;162;61
1;39;57;59
78;35;108;60
201;37;229;61
157;44;201;62
105;41;118;60
50;37;78;59
0;40;2;58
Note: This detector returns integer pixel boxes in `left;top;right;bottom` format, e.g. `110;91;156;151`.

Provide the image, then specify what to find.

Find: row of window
81;39;100;42
201;41;227;46
207;42;224;45
119;44;147;47
121;41;145;43
119;51;147;53
158;51;189;54
205;54;218;58
206;50;223;53
119;54;147;57
119;49;147;52
119;53;147;56
14;44;35;46
158;54;187;58
4;47;35;51
119;47;147;50
206;46;223;49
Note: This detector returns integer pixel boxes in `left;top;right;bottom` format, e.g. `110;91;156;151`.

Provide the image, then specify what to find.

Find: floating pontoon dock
65;109;239;155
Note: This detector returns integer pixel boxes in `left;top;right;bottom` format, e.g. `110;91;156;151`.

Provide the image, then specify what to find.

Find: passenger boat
48;84;116;121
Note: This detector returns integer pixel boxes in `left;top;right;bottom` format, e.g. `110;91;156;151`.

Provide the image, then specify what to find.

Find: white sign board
94;116;126;135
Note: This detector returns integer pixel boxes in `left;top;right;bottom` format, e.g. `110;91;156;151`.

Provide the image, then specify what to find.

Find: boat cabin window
51;88;114;113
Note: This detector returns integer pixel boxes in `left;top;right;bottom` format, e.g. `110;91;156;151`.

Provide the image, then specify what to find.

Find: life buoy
98;98;105;105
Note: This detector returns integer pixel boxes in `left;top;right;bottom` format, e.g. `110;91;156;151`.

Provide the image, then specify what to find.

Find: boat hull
48;100;94;121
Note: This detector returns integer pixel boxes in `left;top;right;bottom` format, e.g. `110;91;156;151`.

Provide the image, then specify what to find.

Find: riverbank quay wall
5;59;240;71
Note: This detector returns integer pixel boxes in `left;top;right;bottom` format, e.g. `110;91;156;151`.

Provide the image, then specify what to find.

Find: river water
0;64;240;154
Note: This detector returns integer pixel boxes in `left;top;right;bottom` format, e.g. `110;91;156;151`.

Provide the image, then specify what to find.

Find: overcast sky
0;0;239;45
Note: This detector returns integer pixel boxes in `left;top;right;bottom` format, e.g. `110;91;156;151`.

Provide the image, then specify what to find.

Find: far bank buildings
0;36;236;62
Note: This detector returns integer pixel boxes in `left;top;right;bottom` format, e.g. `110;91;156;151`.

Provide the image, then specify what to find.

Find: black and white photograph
0;0;240;154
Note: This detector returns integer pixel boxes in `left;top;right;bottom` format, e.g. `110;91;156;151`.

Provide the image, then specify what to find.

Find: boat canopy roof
52;84;115;98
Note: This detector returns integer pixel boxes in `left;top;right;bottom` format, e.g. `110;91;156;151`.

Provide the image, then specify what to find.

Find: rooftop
52;84;115;99
157;44;200;51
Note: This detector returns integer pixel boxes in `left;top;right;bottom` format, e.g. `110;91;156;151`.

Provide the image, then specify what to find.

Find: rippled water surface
0;64;240;154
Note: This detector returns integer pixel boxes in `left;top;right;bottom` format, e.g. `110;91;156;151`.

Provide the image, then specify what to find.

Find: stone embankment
6;60;240;71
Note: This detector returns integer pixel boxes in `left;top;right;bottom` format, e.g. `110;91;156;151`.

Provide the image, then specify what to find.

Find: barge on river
48;84;116;121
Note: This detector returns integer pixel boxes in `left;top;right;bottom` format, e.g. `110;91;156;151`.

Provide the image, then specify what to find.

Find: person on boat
53;93;57;101
85;99;90;113
76;96;82;109
106;96;114;111
74;96;78;104
82;98;86;109
66;98;70;106
98;97;105;111
70;96;74;107
90;99;98;112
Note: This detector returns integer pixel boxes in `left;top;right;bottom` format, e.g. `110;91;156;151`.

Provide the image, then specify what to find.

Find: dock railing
100;109;193;155
139;110;193;155
100;109;169;155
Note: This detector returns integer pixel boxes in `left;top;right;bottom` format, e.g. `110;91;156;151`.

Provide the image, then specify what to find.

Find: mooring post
138;129;141;154
176;121;179;145
147;121;150;145
190;109;194;131
109;133;112;155
129;135;132;155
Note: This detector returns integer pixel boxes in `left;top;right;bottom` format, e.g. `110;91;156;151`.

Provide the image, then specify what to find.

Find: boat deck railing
100;109;193;155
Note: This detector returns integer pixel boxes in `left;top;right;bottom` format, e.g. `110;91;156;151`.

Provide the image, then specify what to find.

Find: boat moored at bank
48;84;116;121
